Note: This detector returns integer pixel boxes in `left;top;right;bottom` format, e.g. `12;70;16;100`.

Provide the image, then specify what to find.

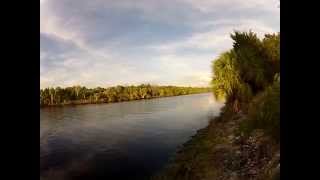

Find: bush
211;31;280;113
239;81;280;141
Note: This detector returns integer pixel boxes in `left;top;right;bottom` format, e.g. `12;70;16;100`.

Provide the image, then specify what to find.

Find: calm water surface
40;93;224;180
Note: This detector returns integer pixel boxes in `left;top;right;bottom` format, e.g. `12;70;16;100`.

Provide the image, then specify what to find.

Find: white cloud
184;0;279;13
40;0;280;88
153;19;278;53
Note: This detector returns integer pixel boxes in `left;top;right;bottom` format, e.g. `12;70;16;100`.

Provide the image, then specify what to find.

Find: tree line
40;84;211;107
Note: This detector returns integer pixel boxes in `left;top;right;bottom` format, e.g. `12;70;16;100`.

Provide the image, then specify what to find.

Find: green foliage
262;33;280;77
40;84;211;107
231;31;274;92
211;31;280;112
211;30;280;140
239;81;280;141
211;50;240;100
211;50;253;111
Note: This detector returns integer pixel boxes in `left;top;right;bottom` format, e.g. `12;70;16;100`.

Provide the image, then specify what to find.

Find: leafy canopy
211;31;280;112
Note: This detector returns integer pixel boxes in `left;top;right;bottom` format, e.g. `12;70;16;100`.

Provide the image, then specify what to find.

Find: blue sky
40;0;280;88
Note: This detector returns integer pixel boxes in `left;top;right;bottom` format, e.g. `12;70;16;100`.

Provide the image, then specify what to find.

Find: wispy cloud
40;0;280;88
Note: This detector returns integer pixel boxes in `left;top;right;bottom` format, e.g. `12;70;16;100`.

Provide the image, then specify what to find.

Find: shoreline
152;106;280;180
40;91;211;108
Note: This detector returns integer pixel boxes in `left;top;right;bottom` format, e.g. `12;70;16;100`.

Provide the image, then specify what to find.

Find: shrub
239;81;280;141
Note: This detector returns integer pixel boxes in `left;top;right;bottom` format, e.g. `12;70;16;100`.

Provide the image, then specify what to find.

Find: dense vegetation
153;31;280;180
40;84;211;107
239;79;280;142
212;31;280;114
211;31;280;141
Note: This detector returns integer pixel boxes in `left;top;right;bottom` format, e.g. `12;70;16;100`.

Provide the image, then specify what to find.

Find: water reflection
40;93;224;180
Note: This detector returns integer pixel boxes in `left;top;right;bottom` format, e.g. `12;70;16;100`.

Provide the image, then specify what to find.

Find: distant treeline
40;84;211;107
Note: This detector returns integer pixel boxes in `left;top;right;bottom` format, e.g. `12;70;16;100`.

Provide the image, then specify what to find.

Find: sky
40;0;280;88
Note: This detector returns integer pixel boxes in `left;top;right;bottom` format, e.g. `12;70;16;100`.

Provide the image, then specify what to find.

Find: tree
211;50;252;112
211;31;280;112
40;85;211;107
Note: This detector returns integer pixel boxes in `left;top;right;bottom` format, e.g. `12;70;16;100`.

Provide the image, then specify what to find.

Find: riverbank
152;106;280;180
151;31;280;180
40;91;211;108
40;85;211;108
